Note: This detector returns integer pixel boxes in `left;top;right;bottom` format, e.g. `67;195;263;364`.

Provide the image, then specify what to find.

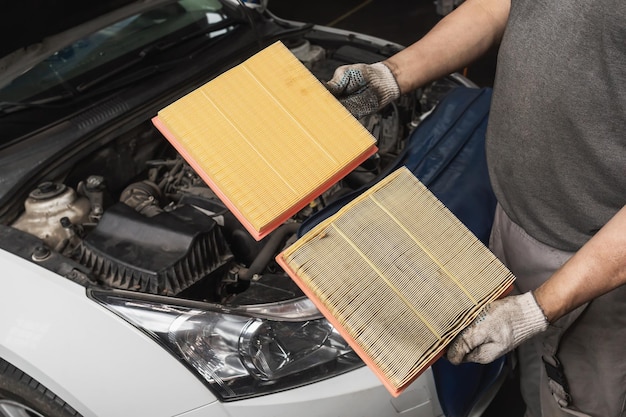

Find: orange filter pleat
153;41;377;240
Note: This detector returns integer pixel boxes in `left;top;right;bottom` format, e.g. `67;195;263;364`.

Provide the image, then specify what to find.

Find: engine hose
238;222;300;280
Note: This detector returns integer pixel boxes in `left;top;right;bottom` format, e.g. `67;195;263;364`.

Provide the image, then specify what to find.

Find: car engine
8;38;466;306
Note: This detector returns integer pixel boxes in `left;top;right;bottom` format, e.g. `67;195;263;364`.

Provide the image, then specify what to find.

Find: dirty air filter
152;41;377;241
277;167;515;397
75;203;232;295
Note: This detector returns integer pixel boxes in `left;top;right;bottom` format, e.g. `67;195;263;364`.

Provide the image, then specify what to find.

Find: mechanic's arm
327;0;510;117
534;204;626;322
447;205;626;364
384;0;510;93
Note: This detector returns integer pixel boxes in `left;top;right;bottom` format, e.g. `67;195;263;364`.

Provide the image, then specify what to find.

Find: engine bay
6;38;465;306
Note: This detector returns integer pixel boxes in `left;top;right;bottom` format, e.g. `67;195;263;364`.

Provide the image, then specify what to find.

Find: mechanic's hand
326;62;400;119
446;292;549;365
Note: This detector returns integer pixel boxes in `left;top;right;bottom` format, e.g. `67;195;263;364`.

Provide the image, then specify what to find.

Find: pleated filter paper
276;167;515;397
152;41;377;240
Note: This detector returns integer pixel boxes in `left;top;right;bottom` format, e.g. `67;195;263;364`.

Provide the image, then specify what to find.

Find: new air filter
276;167;515;397
153;41;377;240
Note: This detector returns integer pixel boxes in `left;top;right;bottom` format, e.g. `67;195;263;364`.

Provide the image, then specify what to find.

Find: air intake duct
75;203;232;295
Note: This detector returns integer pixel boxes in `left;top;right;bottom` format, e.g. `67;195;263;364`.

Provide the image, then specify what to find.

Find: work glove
446;292;549;365
326;62;400;119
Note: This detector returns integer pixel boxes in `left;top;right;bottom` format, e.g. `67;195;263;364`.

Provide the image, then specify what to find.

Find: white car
0;1;505;416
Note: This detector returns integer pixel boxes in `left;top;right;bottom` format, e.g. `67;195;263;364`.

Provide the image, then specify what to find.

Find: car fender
0;248;217;417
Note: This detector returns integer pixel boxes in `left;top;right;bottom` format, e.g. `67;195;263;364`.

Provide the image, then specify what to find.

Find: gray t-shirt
486;0;626;251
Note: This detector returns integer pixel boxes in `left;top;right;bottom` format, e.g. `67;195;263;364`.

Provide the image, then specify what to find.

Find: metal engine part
288;39;325;67
12;182;91;250
119;180;164;217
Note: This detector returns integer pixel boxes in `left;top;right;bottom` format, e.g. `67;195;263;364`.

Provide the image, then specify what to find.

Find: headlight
90;290;362;400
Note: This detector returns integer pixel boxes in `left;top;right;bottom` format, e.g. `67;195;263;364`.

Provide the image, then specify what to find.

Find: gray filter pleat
277;167;515;396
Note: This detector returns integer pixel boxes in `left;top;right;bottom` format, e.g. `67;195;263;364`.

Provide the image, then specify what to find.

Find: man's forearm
384;0;510;93
534;205;626;322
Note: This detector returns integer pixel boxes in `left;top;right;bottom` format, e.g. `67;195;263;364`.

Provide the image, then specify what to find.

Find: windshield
0;0;237;104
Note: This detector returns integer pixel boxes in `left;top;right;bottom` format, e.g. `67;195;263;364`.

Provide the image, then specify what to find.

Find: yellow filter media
153;41;377;240
277;167;515;397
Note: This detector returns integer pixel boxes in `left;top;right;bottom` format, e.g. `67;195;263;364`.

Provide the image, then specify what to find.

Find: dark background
268;0;499;87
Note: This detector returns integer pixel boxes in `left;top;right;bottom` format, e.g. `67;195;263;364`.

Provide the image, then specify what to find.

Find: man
326;1;626;416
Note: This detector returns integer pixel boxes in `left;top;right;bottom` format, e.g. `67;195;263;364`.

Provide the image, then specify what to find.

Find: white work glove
326;62;400;119
446;292;549;365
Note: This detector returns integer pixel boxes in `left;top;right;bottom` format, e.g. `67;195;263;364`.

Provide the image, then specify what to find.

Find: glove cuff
512;292;549;344
371;62;400;108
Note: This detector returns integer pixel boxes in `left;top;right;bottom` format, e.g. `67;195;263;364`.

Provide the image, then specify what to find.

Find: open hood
1;1;140;58
0;0;175;87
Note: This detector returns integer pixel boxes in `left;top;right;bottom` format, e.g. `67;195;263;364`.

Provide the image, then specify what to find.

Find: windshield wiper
0;18;237;117
76;18;238;93
0;91;76;115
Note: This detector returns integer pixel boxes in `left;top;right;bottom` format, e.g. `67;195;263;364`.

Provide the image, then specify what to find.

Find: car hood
0;0;178;88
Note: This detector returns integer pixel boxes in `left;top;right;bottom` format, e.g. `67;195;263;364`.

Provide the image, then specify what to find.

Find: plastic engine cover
75;203;233;295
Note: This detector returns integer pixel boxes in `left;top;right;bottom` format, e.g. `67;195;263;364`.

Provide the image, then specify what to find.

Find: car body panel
0;248;216;417
0;246;445;417
224;366;443;417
